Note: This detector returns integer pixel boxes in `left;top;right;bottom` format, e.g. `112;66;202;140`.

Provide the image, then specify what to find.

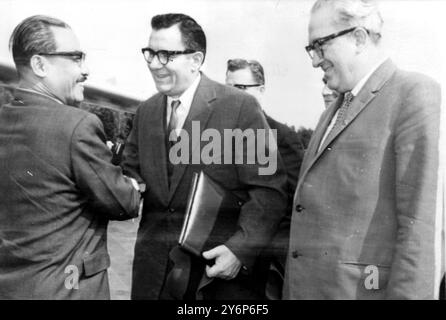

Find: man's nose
312;52;323;68
148;55;163;70
80;61;90;77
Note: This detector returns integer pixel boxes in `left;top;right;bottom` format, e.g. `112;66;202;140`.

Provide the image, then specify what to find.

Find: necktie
325;91;353;142
166;100;181;182
167;100;181;141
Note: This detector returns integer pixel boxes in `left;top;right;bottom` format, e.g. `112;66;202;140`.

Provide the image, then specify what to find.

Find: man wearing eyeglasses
122;13;287;300
0;15;141;299
225;58;303;299
284;0;441;299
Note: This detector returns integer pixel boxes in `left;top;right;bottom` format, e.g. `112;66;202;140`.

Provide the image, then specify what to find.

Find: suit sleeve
224;95;288;271
71;113;141;220
386;76;441;299
121;105;145;184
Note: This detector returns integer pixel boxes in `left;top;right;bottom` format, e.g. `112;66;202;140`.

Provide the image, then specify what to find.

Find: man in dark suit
284;0;442;299
0;15;141;299
225;58;302;299
225;59;302;204
121;13;287;300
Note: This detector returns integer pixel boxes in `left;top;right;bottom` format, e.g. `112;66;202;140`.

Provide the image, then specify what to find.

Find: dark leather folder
178;171;244;258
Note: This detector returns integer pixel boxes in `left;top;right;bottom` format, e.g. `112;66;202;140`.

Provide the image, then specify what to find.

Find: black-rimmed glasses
141;47;196;65
38;51;86;64
305;27;366;59
231;84;262;90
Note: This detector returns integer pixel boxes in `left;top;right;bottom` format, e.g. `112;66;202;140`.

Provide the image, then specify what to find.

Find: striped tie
325;91;353;142
166;100;181;182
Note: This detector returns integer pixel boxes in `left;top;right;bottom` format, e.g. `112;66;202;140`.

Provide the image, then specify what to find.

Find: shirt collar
16;87;64;105
167;73;201;109
351;57;388;96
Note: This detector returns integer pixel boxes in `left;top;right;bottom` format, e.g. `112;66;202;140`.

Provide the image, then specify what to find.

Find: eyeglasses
38;51;86;64
305;27;366;59
227;59;261;68
141;47;196;65
231;84;262;90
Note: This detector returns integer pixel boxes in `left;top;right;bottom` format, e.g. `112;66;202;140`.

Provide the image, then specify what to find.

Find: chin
155;83;171;94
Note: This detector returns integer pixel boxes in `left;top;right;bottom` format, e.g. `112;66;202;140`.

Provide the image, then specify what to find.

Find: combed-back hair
311;0;383;44
227;59;265;85
9;15;70;70
151;13;206;62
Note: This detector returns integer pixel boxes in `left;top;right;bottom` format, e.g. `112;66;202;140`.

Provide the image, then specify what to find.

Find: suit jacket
283;59;441;299
0;89;140;299
262;114;301;299
122;74;288;300
264;114;301;204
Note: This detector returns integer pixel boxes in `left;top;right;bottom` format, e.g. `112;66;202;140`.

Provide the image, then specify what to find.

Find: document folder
178;171;244;257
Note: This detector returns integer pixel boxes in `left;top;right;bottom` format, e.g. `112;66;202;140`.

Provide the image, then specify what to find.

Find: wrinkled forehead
308;6;338;43
50;26;81;51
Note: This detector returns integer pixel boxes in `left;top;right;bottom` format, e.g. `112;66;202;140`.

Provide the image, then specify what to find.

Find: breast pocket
326;138;384;189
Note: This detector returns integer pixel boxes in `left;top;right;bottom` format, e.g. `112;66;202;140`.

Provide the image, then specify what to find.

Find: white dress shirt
166;73;201;136
318;57;388;151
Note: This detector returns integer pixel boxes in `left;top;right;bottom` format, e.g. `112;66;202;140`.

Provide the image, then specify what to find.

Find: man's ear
191;51;204;72
353;28;368;52
29;54;47;77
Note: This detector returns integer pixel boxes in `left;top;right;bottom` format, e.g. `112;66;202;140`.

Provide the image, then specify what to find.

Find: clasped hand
202;245;242;280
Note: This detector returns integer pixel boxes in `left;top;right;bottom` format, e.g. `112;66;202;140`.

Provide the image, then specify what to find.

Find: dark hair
227;59;265;85
9;15;70;71
151;13;206;62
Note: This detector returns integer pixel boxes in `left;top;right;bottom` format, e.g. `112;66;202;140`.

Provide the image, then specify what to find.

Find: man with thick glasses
0;15;141;299
122;13;287;300
284;0;441;299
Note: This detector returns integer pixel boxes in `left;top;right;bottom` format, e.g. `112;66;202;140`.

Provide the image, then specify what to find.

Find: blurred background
0;0;444;130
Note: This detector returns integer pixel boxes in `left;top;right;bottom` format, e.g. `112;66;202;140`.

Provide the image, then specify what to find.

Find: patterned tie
167;100;181;142
325;91;354;142
166;100;181;182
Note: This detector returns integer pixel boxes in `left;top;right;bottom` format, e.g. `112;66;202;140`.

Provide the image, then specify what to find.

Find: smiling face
147;24;198;98
43;27;89;105
308;7;358;93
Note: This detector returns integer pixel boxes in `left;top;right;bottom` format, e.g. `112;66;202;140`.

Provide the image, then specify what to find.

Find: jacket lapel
167;74;216;201
298;59;397;190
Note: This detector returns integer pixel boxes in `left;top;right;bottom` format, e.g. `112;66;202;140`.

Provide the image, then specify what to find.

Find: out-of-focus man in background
321;77;339;109
226;58;302;299
0;15;141;299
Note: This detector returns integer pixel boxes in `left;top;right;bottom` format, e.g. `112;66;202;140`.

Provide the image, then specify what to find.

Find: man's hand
202;245;242;280
125;176;144;218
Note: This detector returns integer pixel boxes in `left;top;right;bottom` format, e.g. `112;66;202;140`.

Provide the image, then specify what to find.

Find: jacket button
168;208;175;213
291;251;300;259
295;204;304;212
